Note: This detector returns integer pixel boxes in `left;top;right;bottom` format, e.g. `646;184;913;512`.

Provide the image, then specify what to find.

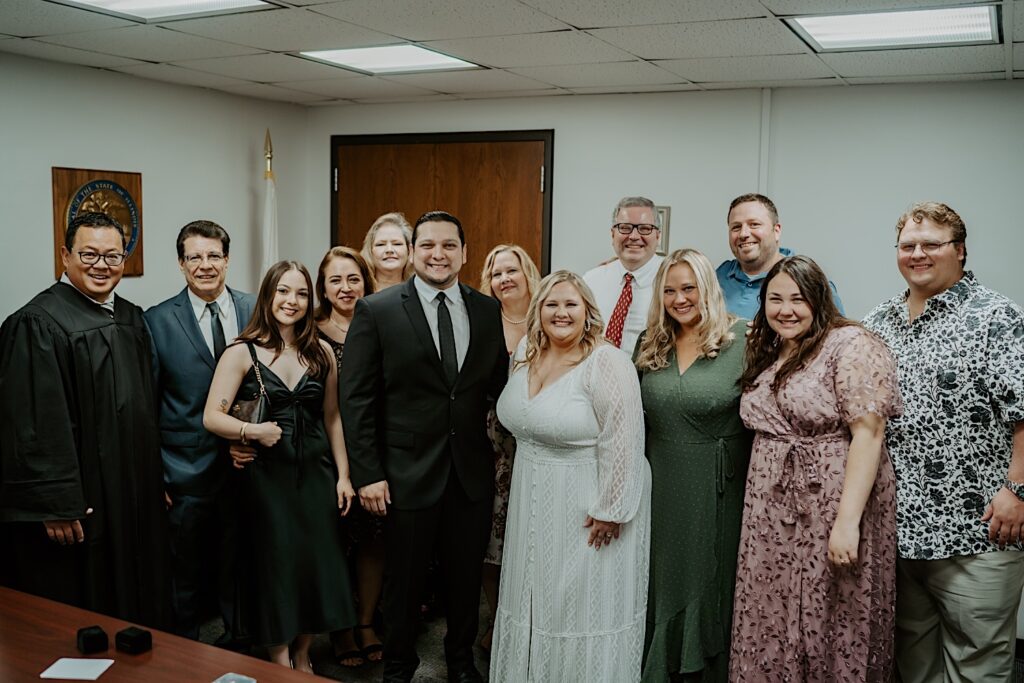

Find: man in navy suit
144;220;255;641
340;211;509;683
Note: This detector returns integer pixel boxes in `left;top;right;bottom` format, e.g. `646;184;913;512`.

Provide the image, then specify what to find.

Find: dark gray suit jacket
145;287;255;497
339;278;509;510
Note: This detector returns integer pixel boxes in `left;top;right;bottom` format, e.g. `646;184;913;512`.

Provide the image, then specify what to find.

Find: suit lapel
228;287;252;336
173;288;215;370
401;278;447;384
456;284;487;389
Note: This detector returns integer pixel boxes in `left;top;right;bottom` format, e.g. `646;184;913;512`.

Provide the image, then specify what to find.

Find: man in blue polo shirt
715;193;843;319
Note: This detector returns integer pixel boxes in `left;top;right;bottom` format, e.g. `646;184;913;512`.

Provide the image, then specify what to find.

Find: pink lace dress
729;326;902;682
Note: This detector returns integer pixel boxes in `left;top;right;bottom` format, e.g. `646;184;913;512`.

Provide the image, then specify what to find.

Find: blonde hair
479;244;541;300
360;212;413;281
515;270;604;372
635;249;738;372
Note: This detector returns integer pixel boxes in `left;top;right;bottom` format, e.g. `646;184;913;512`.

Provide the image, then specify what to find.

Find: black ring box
115;626;152;654
76;626;108;654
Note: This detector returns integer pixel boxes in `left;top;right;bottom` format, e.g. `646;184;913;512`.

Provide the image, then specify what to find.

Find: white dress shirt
60;273;116;313
582;254;664;355
188;287;238;356
413;275;470;370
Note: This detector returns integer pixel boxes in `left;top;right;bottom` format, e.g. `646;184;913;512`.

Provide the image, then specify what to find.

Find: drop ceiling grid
0;0;1018;104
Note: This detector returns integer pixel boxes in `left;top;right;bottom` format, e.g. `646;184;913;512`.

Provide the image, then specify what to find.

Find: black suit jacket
339;278;509;510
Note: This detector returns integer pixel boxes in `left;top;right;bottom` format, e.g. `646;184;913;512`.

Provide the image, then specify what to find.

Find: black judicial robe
0;282;171;629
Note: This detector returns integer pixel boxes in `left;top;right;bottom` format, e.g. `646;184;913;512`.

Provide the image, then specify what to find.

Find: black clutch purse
230;343;270;424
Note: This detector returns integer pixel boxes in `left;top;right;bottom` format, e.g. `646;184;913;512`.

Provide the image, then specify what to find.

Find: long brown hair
739;255;855;393
315;246;376;322
635;249;737;371
238;260;332;380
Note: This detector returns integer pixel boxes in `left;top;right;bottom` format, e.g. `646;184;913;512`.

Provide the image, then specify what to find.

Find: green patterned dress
639;321;751;682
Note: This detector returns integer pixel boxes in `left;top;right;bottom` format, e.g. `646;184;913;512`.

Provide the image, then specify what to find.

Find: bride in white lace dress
490;271;651;683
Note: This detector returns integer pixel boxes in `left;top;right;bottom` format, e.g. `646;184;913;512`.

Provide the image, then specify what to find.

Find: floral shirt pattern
864;272;1024;560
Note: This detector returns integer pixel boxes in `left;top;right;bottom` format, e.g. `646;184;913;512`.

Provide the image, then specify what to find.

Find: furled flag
261;128;279;274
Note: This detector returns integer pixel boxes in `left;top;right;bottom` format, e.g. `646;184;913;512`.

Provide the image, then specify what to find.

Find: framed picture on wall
656;205;671;255
51;167;143;279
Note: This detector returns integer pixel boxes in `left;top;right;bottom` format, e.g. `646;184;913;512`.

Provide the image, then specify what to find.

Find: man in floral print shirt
864;201;1024;683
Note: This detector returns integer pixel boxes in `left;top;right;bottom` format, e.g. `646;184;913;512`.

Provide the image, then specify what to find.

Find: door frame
330;129;554;273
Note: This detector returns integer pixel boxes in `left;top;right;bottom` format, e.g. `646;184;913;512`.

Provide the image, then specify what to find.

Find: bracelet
239;423;248;445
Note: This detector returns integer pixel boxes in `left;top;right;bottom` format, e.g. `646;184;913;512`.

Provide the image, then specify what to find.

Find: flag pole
261;129;279;274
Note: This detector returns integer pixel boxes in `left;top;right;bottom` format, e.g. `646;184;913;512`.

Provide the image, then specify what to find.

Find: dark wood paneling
331;131;553;289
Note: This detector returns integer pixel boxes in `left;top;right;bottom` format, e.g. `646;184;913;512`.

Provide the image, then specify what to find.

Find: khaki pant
896;551;1024;683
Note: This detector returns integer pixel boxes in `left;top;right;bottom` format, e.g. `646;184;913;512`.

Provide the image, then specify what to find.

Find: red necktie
605;273;633;348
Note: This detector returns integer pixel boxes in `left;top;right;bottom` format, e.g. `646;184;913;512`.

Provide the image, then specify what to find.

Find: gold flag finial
264;129;273;176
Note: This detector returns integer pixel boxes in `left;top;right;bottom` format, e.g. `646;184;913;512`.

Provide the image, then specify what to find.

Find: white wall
305;81;1024;317
2;53;1021;321
0;54;308;317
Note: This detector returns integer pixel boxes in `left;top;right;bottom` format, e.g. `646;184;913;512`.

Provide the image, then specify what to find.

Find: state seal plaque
52;167;144;278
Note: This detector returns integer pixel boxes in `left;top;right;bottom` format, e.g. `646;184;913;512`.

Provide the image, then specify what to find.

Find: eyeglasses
77;251;126;266
895;240;959;255
183;253;226;266
613;223;658;236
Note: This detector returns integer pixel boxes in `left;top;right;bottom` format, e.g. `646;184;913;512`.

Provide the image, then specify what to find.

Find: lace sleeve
584;345;648;523
834;327;903;425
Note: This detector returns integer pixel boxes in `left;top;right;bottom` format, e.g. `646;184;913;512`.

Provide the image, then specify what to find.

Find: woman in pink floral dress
730;256;902;681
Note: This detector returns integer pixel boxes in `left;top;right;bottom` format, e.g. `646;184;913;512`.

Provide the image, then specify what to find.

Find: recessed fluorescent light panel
787;5;998;52
51;0;271;22
302;45;480;75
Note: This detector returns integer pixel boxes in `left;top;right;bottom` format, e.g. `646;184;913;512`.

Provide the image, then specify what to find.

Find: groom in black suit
340;210;509;683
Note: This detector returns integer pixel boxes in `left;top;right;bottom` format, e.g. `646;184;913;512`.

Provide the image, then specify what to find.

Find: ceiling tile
351;94;462;103
423;30;633;68
0;37;145;67
821;45;1004;77
1017;44;1024;70
381;69;551;93
173;52;359;82
38;25;262;61
845;72;1005;84
509;60;687;87
701;77;842;89
275;0;338;5
111;62;251;88
0;0;134;37
274;76;440;98
656;54;833;82
457;88;569;99
162;7;398;52
217;82;332;102
310;0;569;41
1016;4;1024;43
589;18;808;60
761;0;986;15
520;0;767;28
568;83;701;94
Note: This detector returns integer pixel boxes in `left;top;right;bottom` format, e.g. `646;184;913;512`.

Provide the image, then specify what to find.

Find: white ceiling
0;0;1020;105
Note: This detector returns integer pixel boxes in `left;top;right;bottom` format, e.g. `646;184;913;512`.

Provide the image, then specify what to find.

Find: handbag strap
246;342;269;399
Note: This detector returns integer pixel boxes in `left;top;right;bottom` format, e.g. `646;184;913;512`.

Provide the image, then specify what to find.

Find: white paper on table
39;658;114;680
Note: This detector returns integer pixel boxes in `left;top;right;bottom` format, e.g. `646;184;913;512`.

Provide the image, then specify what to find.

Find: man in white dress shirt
583;196;664;354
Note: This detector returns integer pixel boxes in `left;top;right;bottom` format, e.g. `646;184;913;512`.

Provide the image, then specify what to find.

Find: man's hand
982;487;1024;545
229;443;258;470
43;507;93;545
359;481;391;516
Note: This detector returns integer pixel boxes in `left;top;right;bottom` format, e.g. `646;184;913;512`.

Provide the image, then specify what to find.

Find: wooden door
332;131;552;292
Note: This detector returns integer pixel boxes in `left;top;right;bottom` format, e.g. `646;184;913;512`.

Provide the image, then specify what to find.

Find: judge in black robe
0;279;171;629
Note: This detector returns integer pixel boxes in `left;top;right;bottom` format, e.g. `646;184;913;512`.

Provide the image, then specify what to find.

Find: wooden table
0;587;329;681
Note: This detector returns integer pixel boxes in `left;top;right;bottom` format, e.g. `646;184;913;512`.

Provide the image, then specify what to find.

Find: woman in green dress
635;248;751;683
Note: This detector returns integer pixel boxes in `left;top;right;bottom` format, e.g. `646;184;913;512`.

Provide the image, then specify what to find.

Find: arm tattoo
218;398;229;413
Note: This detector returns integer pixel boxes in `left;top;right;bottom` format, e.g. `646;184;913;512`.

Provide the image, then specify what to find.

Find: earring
584;320;592;333
771;333;780;348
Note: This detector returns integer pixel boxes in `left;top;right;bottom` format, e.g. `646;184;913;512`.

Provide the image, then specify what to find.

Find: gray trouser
895;551;1024;683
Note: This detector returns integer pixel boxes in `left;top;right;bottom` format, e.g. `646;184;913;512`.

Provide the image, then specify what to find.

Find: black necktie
207;302;226;360
436;292;457;386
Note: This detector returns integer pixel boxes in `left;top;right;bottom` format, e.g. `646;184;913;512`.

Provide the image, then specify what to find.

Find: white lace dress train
489;345;651;683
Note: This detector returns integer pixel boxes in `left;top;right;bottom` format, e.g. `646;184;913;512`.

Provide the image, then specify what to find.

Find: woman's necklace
501;309;527;325
329;317;350;334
